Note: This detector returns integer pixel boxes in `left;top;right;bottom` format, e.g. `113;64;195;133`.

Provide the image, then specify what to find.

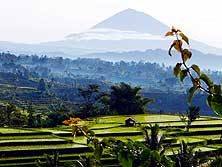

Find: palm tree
111;124;174;167
172;140;203;167
141;124;174;167
179;106;200;132
143;124;165;151
36;152;60;167
72;155;98;167
78;84;101;118
110;82;153;115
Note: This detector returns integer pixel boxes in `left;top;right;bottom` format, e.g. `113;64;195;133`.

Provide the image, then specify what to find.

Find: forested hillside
0;52;221;116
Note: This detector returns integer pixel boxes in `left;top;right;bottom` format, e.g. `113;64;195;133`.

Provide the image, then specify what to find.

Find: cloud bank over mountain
0;8;221;70
66;28;164;41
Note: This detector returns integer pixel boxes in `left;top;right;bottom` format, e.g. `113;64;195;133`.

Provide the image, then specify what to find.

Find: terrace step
0;159;121;167
0;148;220;167
170;140;207;148
207;139;222;145
0;145;92;158
95;131;143;137
169;130;222;137
0;162;35;167
0;154;118;166
54;131;144;137
0;138;69;146
160;123;222;129
0;131;52;137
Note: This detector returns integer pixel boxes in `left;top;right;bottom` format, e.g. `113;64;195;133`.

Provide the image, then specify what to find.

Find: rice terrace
0;114;221;167
0;1;222;167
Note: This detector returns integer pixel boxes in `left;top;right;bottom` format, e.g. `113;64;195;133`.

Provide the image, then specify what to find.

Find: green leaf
82;126;88;133
209;86;215;94
94;143;103;160
179;32;189;45
191;64;200;76
214;84;222;95
180;69;188;82
182;49;192;62
71;126;78;135
191;78;200;88
151;150;161;162
173;40;183;52
161;155;175;167
173;63;182;77
141;148;151;161
207;95;222;115
200;73;214;87
188;86;197;104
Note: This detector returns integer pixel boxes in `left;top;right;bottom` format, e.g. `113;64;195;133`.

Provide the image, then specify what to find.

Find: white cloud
66;28;165;41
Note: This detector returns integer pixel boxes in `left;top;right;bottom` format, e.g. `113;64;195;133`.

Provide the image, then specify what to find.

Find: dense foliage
109;82;153;115
0;52;221;92
166;27;222;115
0;52;220;117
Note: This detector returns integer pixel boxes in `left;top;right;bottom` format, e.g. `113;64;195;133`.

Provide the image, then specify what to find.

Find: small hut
125;117;137;127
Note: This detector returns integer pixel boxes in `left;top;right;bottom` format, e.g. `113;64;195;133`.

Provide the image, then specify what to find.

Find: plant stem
175;33;212;95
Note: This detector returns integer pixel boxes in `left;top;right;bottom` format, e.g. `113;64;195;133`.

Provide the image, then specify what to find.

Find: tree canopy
109;82;153;115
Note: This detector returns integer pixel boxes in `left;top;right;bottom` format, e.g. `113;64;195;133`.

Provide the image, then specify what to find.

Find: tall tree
27;105;35;127
38;78;46;92
5;103;17;126
109;82;153;115
10;110;28;127
179;106;200;132
0;110;7;127
78;84;101;118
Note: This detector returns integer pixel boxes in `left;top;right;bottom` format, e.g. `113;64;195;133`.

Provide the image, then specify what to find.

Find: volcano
92;8;169;35
1;8;222;63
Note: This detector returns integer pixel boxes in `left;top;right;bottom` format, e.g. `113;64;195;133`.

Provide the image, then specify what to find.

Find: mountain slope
82;49;222;71
92;8;169;35
0;8;222;62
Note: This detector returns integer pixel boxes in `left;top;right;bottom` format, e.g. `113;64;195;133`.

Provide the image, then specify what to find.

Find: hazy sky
0;0;222;47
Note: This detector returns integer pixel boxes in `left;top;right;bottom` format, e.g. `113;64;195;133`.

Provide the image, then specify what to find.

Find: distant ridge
1;8;222;61
92;8;169;35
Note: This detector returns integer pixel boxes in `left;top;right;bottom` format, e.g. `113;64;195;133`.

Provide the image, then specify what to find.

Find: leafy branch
63;117;94;141
166;27;222;115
